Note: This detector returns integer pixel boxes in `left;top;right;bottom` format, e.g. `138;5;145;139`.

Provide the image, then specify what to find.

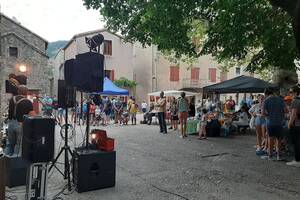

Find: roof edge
0;12;49;44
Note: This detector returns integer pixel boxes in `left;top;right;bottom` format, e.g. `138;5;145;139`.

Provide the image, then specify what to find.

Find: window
103;40;112;56
9;47;18;58
208;68;217;82
105;69;115;81
170;66;179;81
191;67;200;80
220;72;227;82
235;67;241;76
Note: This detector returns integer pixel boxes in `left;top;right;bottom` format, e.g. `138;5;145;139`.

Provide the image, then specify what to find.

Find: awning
203;75;279;94
93;77;129;96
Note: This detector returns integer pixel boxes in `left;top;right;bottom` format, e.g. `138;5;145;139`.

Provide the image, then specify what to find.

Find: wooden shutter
170;66;179;81
191;67;200;80
209;68;217;82
111;69;115;81
104;40;112;55
220;72;227;82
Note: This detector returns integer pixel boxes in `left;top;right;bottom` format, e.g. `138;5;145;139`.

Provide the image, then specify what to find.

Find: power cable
117;165;190;200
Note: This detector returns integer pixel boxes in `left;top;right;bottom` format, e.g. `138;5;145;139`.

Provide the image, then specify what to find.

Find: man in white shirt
141;101;147;113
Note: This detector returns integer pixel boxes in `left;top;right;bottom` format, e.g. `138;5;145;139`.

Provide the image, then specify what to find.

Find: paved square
7;119;300;200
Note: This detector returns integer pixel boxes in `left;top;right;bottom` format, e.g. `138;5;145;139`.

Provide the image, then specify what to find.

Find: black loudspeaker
206;119;221;137
22;117;55;163
5;156;29;187
5;80;18;94
73;149;116;193
15;75;27;85
58;80;76;108
64;59;76;86
64;52;104;92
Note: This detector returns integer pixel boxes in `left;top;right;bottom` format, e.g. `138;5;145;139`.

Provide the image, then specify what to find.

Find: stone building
0;13;50;114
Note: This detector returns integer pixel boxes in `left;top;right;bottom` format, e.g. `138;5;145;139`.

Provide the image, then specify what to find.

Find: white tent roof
148;90;198;97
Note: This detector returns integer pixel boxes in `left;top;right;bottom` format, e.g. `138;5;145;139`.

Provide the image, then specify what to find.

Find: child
198;108;208;139
120;109;130;125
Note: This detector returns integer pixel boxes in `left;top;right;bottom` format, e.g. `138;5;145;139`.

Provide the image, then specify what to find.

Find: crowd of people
201;86;300;167
40;95;142;126
249;86;300;167
3;82;299;167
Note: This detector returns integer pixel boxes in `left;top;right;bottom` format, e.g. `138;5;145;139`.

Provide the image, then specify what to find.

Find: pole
64;108;71;190
85;100;90;148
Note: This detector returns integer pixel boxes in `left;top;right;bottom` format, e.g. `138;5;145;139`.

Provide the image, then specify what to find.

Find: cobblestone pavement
8;116;300;200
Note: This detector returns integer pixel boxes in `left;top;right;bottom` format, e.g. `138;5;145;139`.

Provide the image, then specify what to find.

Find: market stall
202;75;279;136
203;75;279;94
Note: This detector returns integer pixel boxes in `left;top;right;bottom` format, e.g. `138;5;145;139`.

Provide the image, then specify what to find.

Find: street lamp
19;65;27;73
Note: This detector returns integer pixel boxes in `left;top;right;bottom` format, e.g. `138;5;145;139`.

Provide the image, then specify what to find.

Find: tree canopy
83;0;300;72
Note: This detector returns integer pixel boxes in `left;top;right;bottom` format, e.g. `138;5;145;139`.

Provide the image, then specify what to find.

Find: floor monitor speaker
22;117;55;163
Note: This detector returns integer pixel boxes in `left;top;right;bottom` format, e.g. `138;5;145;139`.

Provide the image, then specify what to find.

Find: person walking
262;88;287;161
157;91;167;134
287;85;300;167
178;92;189;138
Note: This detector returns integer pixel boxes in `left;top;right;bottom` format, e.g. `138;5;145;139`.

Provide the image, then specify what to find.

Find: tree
114;77;137;88
83;0;299;72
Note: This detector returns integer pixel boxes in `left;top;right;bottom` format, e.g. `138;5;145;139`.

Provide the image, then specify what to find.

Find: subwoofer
4;156;28;187
73;148;116;193
22;117;55;163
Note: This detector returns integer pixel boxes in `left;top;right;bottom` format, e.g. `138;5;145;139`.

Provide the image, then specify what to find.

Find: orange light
91;134;97;140
19;65;27;73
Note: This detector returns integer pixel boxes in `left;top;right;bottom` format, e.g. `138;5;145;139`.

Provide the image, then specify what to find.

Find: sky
1;0;105;42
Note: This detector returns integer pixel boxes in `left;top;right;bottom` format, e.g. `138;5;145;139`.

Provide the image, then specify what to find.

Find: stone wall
0;13;50;115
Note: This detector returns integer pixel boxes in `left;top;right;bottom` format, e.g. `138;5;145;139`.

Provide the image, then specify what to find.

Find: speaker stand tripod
49;108;73;191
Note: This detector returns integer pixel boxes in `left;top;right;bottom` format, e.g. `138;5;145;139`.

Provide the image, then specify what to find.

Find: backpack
13;96;27;119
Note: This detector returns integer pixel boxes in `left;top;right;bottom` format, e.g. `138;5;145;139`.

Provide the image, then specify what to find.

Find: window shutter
209;68;217;82
112;69;115;81
191;68;200;80
220;72;227;82
170;66;179;81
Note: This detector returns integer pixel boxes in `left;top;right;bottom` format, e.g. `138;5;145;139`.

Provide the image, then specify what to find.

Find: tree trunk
295;1;300;53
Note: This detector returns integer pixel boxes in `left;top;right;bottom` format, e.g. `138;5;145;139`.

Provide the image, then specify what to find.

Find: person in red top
89;101;96;126
225;96;236;112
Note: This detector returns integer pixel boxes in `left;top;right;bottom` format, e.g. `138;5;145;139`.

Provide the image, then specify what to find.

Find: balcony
181;78;215;89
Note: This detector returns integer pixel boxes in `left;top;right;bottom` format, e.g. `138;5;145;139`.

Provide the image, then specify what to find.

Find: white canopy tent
148;90;198;98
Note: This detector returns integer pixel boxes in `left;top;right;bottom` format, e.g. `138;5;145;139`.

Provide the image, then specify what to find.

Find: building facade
55;28;251;105
0;13;50;113
62;29;134;83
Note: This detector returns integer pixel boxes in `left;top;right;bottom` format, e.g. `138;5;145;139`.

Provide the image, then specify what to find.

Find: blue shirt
263;96;285;126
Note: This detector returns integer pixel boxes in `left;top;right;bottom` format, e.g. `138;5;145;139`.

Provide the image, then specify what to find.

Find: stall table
187;119;200;135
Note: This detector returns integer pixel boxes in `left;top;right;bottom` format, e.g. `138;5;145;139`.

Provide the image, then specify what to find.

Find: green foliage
114;77;137;88
201;0;298;72
83;0;299;72
46;40;68;58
